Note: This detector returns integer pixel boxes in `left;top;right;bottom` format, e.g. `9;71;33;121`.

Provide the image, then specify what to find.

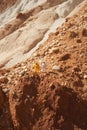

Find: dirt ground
0;1;87;130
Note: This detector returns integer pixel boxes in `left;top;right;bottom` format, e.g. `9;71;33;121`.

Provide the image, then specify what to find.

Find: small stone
22;66;26;69
55;31;59;35
2;88;9;93
69;31;78;38
19;70;26;76
82;28;87;36
45;51;48;55
76;39;82;43
49;47;59;54
0;76;8;84
79;54;83;58
16;12;27;20
60;53;70;61
63;28;66;31
49;83;55;90
33;52;38;57
7;77;11;81
73;66;81;72
0;76;5;79
51;56;54;60
52;65;61;71
26;95;30;98
84;74;87;79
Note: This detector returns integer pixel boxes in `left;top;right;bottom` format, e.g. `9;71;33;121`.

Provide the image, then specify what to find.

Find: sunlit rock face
0;0;84;68
0;1;87;130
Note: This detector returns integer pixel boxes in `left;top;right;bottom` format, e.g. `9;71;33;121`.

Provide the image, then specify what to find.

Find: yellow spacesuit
33;63;41;73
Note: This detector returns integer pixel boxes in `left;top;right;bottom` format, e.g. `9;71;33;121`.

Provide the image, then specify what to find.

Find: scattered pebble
52;65;61;71
2;88;9;93
84;74;87;79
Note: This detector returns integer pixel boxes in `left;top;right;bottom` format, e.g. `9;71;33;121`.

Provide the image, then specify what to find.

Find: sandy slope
0;0;46;27
0;0;87;129
0;0;84;68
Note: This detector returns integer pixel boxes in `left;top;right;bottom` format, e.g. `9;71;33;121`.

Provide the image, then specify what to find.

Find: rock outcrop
0;0;84;68
0;0;87;130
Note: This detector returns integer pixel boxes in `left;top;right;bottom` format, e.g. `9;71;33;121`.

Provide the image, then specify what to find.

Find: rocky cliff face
0;0;83;68
0;0;87;130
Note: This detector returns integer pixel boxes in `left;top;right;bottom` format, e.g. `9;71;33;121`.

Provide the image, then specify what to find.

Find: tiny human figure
41;61;46;72
33;63;41;73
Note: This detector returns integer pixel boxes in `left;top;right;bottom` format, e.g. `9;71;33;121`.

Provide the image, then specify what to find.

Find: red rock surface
0;1;87;130
0;0;17;13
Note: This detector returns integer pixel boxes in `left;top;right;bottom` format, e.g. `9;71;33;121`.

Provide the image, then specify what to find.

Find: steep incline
0;0;83;68
0;1;87;129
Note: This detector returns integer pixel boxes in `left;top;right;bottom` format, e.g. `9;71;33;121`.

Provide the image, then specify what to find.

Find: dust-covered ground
0;1;87;130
